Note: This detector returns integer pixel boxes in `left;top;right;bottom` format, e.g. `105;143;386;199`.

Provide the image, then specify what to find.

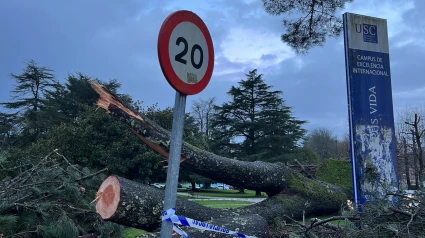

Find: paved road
177;192;266;203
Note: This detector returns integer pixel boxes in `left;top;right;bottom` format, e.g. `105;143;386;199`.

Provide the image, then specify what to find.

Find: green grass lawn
182;189;268;198
123;227;148;238
194;200;253;208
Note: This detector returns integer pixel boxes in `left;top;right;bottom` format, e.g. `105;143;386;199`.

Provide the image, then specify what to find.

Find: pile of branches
350;192;425;237
0;149;120;238
269;191;425;238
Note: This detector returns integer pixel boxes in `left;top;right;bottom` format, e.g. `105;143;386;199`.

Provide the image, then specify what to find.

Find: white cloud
219;27;295;67
344;0;414;38
162;0;218;16
213;68;245;77
394;86;425;99
393;37;425;48
394;38;416;48
293;57;305;71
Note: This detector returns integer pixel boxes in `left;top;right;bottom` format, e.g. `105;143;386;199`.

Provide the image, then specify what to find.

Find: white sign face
344;13;389;53
168;22;209;84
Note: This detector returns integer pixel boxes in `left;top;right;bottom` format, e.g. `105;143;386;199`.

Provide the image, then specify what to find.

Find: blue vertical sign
343;13;399;205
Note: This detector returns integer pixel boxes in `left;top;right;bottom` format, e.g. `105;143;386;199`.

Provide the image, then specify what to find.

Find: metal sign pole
160;91;187;237
158;10;214;236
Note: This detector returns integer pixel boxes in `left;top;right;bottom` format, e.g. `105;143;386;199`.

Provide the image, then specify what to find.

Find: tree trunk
413;114;424;188
413;136;421;189
96;175;346;237
415;168;419;190
190;181;196;191
406;113;424;189
206;111;209;137
403;137;412;189
96;176;269;237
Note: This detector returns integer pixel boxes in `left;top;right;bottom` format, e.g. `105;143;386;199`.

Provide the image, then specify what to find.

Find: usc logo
355;23;378;43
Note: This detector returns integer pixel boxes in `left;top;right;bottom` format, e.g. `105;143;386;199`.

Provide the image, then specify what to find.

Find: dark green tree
212;69;307;195
5;105;167;183
2;65;169;183
1;60;61;144
0;112;19;151
43;73;130;124
2;60;58;112
50;73;100;121
212;69;306;160
262;0;353;54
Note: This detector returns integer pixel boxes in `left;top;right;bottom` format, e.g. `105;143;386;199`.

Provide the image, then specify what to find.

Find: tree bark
406;113;424;188
403;137;412;189
413;136;420;189
413;114;424;188
96;176;270;237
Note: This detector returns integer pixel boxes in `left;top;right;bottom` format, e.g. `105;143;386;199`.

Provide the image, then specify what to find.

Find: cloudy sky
1;0;424;139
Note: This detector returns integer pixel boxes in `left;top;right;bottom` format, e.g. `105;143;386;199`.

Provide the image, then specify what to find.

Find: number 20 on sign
157;10;214;237
158;10;214;95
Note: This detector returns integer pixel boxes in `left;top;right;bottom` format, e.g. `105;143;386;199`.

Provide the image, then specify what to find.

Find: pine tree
0;112;19;150
43;73;125;124
212;69;307;195
2;60;58;112
212;69;307;162
1;60;60;144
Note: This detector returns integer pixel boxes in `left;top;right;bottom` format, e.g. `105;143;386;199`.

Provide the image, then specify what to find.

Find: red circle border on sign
158;10;214;95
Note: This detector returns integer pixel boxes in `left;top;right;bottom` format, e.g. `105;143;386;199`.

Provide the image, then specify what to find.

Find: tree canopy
262;0;353;54
211;69;307;162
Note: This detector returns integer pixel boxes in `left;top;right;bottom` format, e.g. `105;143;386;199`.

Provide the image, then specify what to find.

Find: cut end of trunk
96;175;121;219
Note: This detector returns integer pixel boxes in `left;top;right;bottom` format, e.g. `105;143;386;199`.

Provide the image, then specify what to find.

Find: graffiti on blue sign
344;13;399;205
347;49;398;204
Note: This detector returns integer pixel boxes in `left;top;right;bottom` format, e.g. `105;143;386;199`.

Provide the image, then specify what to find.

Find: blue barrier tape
173;224;190;238
162;208;257;238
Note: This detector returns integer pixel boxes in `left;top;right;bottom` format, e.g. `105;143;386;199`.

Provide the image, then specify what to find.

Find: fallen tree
90;81;352;237
95;175;349;237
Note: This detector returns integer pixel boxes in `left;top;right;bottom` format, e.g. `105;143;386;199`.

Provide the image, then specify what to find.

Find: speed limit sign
158;10;214;95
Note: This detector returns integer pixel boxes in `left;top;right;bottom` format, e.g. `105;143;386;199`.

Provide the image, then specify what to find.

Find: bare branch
54;150;87;176
407;207;422;236
306;216;359;233
75;168;108;182
388;207;413;217
386;193;420;202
